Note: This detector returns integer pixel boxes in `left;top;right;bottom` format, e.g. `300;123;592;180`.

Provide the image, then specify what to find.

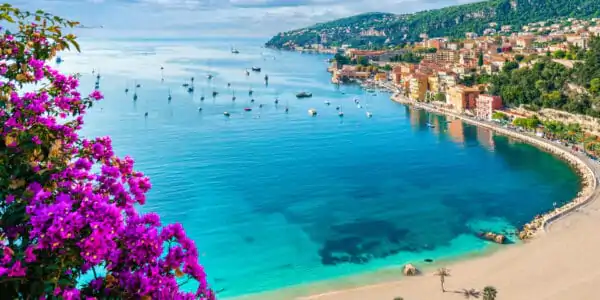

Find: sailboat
232;89;236;101
168;89;172;102
338;104;344;117
231;46;240;54
133;80;139;101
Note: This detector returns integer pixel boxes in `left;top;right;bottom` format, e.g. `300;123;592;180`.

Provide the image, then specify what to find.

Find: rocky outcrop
479;232;506;244
403;264;418;276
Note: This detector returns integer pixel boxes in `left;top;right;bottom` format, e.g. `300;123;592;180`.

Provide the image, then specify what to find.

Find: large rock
403;264;418;276
494;234;506;244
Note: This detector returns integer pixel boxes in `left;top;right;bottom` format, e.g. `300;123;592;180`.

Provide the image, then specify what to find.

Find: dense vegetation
0;5;212;299
266;0;600;49
488;37;600;117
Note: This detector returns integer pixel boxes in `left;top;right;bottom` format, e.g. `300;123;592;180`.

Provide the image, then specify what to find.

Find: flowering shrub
0;4;213;299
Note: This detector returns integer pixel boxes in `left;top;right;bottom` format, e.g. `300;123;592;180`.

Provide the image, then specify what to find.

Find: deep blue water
71;37;580;298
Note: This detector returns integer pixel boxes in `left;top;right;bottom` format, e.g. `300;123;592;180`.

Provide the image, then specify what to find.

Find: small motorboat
144;112;148;117
125;88;129;93
296;92;312;98
133;93;138;101
187;87;194;93
212;91;218;97
231;48;240;54
200;96;205;101
274;98;279;104
244;107;252;111
338;111;344;117
198;107;203;112
427;123;435;128
251;67;261;72
335;106;340;110
182;83;190;87
168;95;172;101
249;89;253;96
285;107;289;113
308;108;317;116
207;74;213;80
227;83;231;87
357;104;362;109
250;99;255;103
136;84;141;88
264;75;269;81
366;112;373;118
224;112;231;117
324;101;331;105
259;104;263;108
245;70;250;76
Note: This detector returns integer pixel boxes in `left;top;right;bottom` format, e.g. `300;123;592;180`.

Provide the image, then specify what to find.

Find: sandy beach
235;94;600;300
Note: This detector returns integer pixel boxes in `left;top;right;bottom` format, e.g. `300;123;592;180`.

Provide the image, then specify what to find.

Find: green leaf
58;278;72;286
30;281;44;295
3;14;15;23
70;40;81;52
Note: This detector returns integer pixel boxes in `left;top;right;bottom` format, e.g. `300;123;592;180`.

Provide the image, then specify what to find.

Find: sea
62;36;580;298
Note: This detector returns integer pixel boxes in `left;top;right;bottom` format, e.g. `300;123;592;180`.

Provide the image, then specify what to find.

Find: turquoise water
72;37;580;298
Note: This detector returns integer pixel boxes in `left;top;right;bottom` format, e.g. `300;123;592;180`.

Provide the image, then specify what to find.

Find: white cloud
12;0;484;38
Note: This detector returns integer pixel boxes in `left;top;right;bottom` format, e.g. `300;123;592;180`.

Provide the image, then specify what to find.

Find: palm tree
434;267;451;292
460;288;481;299
482;286;497;300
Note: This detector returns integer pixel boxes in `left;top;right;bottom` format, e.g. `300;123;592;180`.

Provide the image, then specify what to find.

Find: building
409;74;428;101
448;85;481;112
516;35;535;49
400;63;417;75
475;94;503;120
428;74;440;93
465;32;479;39
463;41;476;50
374;72;387;81
391;65;403;84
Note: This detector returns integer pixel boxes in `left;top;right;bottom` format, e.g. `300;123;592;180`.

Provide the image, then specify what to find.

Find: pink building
475;94;503;120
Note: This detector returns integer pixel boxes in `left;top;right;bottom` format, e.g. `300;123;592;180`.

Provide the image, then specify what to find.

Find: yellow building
448;85;481;112
409;75;428;102
428;75;440;93
374;72;387;81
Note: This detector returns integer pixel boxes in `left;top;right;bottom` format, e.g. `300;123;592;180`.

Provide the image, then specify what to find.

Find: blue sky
9;0;483;38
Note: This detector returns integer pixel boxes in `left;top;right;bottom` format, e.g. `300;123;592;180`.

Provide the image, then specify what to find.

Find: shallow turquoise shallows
76;37;580;298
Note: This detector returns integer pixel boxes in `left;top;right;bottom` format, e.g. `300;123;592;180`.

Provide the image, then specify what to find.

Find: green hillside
265;0;600;49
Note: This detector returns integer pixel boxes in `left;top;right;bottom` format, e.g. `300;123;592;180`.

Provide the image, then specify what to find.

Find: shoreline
389;93;597;239
233;91;599;300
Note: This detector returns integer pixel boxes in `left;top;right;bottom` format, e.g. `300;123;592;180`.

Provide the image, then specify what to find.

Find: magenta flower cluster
0;14;213;300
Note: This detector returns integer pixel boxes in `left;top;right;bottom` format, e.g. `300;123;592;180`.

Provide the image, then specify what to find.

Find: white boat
308;109;317;116
324;101;331;105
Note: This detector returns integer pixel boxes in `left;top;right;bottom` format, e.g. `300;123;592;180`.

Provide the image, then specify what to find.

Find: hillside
265;0;600;49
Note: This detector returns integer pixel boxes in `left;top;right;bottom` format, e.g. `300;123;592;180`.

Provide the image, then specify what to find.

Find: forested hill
265;0;600;49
